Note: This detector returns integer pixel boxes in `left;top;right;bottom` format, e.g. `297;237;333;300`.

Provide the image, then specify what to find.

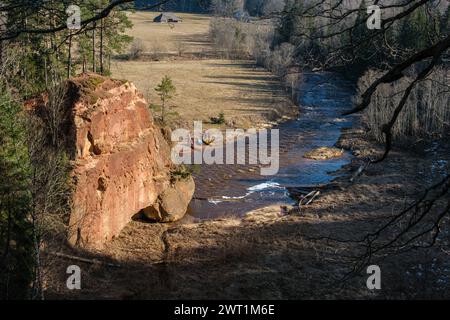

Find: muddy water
186;72;356;219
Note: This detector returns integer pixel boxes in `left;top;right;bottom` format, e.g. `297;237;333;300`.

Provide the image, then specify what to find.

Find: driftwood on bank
287;183;338;198
349;160;371;182
287;182;343;208
298;190;321;206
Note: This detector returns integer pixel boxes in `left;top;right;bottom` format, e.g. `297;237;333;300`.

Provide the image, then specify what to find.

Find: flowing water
186;72;356;220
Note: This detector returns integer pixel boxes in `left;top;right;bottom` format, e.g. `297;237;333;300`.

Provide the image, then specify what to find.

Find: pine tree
439;5;450;38
77;1;133;75
398;6;432;51
277;0;303;43
155;76;176;124
0;86;34;299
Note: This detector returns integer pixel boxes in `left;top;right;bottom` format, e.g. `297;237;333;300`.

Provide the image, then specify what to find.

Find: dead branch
349;160;371;183
46;251;121;268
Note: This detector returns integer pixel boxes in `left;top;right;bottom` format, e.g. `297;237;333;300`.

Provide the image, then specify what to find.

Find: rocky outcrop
143;176;195;222
29;73;195;249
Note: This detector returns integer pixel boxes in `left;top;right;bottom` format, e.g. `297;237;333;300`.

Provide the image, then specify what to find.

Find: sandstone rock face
143;176;195;222
30;74;194;249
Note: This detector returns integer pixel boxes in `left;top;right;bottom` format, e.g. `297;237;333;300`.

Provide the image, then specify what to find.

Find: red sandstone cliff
29;74;194;249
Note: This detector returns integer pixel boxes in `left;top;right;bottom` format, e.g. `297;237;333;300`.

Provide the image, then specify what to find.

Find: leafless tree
128;38;146;60
359;67;450;143
262;0;286;15
211;0;245;17
27;76;73;300
283;0;450;268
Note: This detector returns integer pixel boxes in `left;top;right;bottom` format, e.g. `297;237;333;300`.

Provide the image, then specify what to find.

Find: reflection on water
187;72;356;219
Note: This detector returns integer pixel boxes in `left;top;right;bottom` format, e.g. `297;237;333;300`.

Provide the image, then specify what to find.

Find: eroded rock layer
30;74;194;249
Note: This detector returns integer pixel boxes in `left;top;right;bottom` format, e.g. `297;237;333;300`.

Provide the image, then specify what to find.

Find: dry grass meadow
124;11;213;56
111;12;297;129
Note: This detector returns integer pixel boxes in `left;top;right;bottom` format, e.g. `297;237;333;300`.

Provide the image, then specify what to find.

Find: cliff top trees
76;0;133;75
0;0;142;92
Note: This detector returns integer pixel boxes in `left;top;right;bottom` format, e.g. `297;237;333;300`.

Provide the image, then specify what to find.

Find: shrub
209;18;300;102
128;39;146;60
176;41;186;57
211;112;226;125
170;165;199;183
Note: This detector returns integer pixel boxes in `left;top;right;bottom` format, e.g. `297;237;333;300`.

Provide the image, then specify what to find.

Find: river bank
43;123;450;299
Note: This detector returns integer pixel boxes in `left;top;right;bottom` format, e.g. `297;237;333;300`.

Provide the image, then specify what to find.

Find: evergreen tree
398;6;433;51
277;0;303;43
155;76;176;124
77;1;133;75
0;86;34;299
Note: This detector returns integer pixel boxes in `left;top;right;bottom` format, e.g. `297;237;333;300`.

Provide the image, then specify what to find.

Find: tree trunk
44;56;48;87
161;98;165;123
0;40;3;66
31;212;44;300
92;22;96;73
67;34;72;78
100;19;104;74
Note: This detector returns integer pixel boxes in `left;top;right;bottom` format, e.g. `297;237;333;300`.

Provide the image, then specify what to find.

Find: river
186;72;356;219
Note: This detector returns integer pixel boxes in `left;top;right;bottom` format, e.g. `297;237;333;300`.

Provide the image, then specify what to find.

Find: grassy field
124;11;213;56
111;59;296;128
112;12;297;129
